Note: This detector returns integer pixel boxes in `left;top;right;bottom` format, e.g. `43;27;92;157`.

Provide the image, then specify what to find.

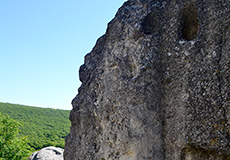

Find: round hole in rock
141;11;159;35
180;2;199;41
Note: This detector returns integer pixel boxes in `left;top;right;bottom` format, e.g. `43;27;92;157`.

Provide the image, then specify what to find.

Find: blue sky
0;0;126;110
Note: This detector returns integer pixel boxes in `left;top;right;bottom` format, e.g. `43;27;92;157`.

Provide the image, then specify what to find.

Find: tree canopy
0;102;71;150
0;113;33;160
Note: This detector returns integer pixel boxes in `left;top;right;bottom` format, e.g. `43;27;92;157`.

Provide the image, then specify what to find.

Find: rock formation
64;0;230;159
29;146;64;160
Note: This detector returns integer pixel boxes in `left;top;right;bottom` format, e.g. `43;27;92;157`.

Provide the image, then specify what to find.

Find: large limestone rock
65;0;230;159
29;146;64;160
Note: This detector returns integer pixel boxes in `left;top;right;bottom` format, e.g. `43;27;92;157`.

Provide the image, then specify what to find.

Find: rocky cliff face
64;0;230;159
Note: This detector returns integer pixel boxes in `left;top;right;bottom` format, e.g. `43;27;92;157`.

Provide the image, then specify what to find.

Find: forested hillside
0;102;71;150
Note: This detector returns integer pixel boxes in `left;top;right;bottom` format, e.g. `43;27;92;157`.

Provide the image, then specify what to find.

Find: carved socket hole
180;3;199;41
181;147;227;160
141;11;159;35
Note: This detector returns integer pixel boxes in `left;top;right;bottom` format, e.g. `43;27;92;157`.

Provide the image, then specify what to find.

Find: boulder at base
29;146;64;160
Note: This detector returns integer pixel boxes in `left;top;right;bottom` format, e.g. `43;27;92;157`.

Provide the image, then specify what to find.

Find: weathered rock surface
65;0;230;159
29;146;64;160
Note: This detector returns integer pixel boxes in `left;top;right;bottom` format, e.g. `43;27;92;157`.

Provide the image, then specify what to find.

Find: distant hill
0;102;71;150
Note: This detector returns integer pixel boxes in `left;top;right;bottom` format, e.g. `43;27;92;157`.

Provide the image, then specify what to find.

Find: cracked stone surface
64;0;230;159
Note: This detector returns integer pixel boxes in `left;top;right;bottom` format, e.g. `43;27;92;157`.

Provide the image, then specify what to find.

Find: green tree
0;113;32;160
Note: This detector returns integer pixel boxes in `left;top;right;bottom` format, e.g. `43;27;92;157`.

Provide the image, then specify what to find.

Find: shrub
0;113;33;160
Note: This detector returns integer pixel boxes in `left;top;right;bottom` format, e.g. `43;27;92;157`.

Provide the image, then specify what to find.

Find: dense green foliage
0;102;71;150
0;113;33;160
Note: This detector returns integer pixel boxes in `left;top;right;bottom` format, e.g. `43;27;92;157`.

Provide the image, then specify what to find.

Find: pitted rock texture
65;0;230;160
